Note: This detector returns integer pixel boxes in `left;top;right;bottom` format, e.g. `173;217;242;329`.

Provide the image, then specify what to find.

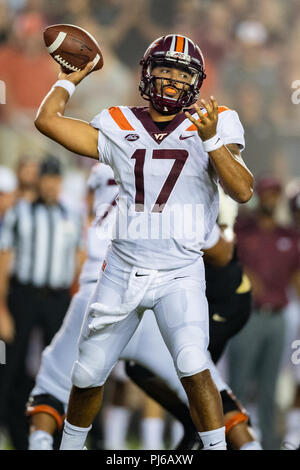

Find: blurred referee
0;155;83;449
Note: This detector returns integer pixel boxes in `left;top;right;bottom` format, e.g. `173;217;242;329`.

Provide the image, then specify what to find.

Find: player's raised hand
58;61;95;86
185;96;219;141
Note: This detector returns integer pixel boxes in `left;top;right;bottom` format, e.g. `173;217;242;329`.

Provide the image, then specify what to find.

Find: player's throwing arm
35;25;105;159
35;62;99;159
185;99;254;203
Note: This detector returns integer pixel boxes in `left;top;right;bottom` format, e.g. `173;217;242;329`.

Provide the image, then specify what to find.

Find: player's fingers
200;99;214;120
58;70;68;80
184;111;196;124
79;61;95;77
185;111;204;128
210;96;219;118
194;104;208;123
66;61;95;85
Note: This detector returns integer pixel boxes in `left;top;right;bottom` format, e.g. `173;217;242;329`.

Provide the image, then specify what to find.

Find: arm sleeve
217;110;245;151
0;207;17;251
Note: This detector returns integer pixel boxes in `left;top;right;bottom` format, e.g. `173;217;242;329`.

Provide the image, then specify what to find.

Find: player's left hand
185;96;219;142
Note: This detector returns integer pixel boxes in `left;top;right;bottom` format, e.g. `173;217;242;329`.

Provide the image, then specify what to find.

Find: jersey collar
129;106;192;144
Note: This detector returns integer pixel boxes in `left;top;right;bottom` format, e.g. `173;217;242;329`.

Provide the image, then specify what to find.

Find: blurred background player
281;182;300;449
27;162;119;450
16;156;40;203
0;165;17;348
228;176;300;449
0;155;83;450
0;165;17;233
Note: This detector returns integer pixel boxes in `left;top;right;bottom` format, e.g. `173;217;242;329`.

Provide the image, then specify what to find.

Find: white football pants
72;249;213;388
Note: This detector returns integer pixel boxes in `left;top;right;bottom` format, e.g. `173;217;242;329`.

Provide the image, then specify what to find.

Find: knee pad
176;345;208;377
26;394;65;430
72;339;108;388
71;360;102;388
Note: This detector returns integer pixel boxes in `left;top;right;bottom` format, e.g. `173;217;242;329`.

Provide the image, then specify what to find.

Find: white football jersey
90;105;245;270
79;163;118;285
203;223;221;250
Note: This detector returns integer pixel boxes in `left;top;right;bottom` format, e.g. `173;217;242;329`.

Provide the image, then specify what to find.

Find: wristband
53;80;76;97
202;134;224;153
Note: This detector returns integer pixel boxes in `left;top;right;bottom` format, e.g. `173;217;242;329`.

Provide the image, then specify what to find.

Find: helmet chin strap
150;77;189;115
151;101;180;116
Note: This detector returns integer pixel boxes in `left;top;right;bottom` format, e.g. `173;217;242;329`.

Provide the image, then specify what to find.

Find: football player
35;34;253;450
27;210;256;450
25;164;230;450
282;187;300;450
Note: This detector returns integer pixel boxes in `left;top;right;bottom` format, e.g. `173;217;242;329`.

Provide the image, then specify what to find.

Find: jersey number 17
131;149;188;213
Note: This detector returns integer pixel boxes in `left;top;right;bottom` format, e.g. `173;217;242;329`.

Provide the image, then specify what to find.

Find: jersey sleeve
202;223;221;250
87;162;115;192
90;110;112;166
217;109;245;151
87;163;104;190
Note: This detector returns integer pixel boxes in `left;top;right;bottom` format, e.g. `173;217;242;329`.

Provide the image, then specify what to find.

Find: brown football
43;24;103;74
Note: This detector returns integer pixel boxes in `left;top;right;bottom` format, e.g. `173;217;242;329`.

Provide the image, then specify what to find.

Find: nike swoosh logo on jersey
210;441;223;447
174;276;190;280
212;313;227;323
179;135;194;140
135;273;150;277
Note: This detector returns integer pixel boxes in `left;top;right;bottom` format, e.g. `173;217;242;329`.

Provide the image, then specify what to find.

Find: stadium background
0;0;300;450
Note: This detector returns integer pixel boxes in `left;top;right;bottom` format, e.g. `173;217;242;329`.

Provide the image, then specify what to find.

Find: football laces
54;54;81;72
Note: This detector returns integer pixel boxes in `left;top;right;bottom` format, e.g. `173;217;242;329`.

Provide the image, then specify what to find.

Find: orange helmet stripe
185;106;230;131
108;107;135;131
175;36;185;53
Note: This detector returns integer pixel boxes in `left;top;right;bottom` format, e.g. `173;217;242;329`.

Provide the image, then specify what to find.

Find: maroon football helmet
139;34;206;115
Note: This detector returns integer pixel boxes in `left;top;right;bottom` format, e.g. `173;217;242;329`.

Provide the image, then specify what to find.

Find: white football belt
88;267;158;332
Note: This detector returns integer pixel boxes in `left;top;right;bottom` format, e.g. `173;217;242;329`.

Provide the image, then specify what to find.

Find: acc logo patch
125;134;139;141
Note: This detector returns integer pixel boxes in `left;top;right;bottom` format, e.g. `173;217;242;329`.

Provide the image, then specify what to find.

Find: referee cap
40;156;62;176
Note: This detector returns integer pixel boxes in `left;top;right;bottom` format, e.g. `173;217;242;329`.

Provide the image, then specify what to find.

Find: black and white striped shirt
0;198;82;289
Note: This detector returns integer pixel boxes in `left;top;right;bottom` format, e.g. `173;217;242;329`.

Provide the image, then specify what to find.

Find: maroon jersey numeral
131;149;146;211
152;149;188;212
131;149;188;212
